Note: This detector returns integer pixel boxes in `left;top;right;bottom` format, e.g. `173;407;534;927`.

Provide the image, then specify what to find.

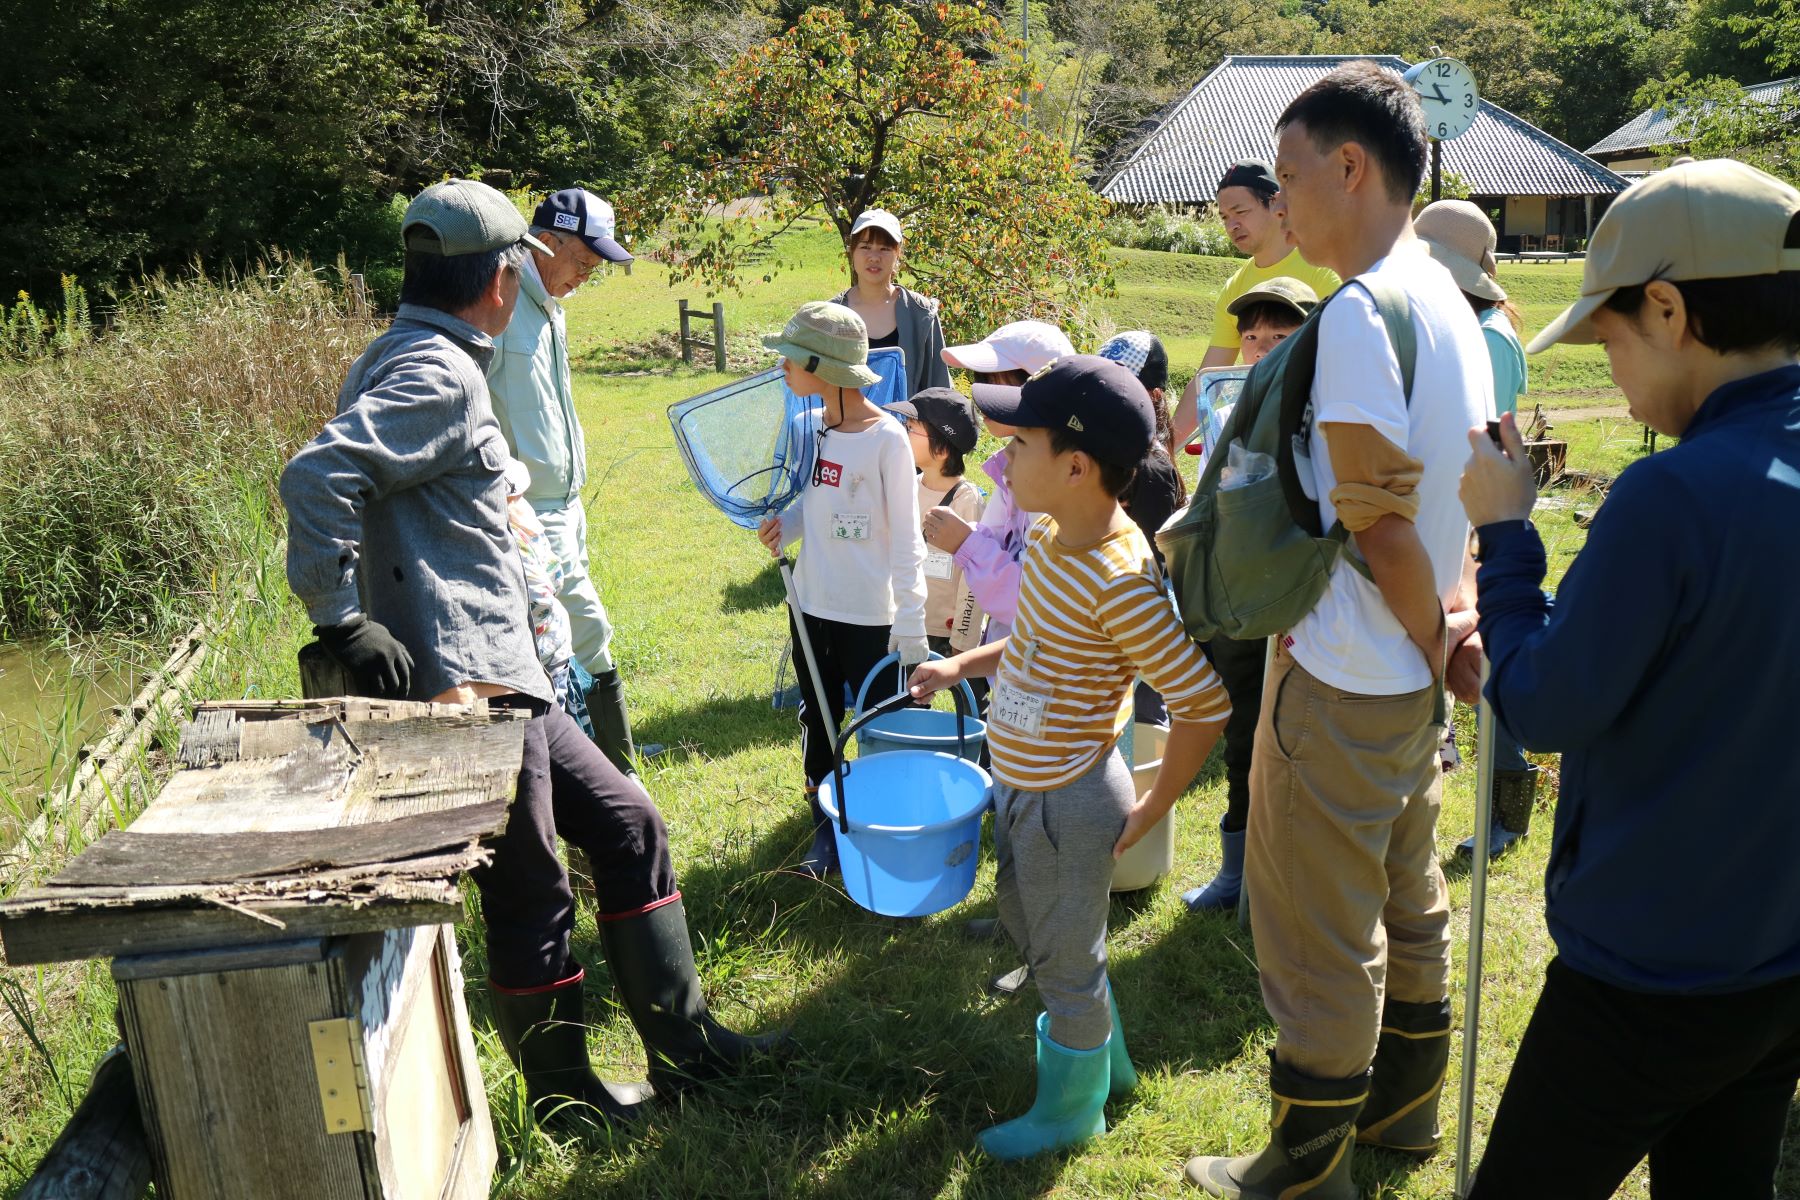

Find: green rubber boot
1183;1052;1367;1199
1357;997;1452;1158
976;1013;1110;1161
1108;983;1137;1098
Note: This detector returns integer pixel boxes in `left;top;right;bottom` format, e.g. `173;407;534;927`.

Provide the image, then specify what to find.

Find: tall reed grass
0;255;375;642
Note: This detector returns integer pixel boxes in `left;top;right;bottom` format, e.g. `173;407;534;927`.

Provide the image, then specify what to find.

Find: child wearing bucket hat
907;357;1231;1161
757;301;930;878
1458;158;1800;1200
1414;199;1544;862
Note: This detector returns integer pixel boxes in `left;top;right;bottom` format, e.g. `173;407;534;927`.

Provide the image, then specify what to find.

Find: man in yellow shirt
1171;160;1340;445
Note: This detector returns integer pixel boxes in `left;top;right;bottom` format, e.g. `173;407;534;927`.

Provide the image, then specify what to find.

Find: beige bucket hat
763;301;883;389
1415;200;1506;303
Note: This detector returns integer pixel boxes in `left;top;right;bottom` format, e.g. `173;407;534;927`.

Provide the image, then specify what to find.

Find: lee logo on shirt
815;459;844;488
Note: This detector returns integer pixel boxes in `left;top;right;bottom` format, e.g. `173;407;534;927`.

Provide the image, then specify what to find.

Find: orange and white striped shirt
986;518;1230;790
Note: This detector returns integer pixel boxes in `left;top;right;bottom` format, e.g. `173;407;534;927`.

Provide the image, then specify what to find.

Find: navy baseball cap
532;189;633;263
974;355;1154;466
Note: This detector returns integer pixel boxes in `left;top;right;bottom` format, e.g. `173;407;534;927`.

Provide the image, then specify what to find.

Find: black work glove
314;616;414;699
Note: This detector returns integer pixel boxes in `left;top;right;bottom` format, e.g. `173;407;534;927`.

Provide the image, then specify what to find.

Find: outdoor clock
1404;57;1479;141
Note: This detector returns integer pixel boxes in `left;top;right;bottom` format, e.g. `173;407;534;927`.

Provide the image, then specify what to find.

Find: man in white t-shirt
1183;62;1494;1200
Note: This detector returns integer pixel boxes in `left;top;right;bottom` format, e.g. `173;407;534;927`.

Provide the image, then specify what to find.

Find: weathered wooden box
114;925;492;1200
0;699;527;1200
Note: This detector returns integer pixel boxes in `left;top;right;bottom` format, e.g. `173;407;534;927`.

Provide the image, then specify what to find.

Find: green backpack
1156;276;1417;643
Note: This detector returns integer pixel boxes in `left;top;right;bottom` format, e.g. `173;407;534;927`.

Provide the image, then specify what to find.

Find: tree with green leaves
1635;73;1800;183
628;1;1113;342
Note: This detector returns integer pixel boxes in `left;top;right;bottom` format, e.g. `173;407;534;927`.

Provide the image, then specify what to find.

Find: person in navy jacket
1459;159;1800;1199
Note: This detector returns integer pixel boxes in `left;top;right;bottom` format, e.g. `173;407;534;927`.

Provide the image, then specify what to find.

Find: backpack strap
1276;275;1418;579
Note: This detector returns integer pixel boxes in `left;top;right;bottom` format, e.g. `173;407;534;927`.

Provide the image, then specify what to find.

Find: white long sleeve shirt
780;418;928;637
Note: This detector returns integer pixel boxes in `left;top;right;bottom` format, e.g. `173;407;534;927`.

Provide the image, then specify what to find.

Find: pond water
0;641;136;845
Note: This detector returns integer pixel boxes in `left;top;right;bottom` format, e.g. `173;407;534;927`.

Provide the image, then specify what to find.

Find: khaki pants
1246;642;1450;1080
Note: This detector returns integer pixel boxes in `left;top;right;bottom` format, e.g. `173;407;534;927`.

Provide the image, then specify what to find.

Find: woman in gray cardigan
834;209;951;400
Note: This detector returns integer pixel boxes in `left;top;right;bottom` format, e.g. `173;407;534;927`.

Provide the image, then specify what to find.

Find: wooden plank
118;959;367;1200
18;1045;152;1200
54;803;506;887
112;939;326;982
0;895;462;966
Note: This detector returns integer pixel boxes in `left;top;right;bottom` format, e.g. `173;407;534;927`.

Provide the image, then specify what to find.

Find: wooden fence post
678;299;694;367
711;302;727;373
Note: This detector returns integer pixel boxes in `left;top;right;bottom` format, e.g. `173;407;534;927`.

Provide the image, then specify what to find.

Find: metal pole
711;301;727;373
1433;139;1443;203
1455;661;1497;1198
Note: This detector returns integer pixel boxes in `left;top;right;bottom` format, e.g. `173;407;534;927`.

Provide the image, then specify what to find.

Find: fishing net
1184;367;1250;466
668;346;908;529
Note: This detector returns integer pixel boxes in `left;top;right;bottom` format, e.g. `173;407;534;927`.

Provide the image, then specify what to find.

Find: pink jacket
952;448;1034;637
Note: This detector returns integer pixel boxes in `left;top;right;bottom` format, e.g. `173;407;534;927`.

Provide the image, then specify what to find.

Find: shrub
1102;205;1244;258
0;255;373;640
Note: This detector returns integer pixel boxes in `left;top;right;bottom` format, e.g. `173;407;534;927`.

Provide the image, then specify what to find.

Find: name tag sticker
832;512;871;541
923;549;955;580
990;678;1050;737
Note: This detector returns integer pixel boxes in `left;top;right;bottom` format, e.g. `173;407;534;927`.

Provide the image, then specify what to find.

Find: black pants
472;702;676;989
790;612;891;789
1201;633;1267;833
1469;957;1800;1200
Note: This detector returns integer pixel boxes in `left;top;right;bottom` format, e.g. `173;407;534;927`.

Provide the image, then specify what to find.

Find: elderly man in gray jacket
280;179;776;1131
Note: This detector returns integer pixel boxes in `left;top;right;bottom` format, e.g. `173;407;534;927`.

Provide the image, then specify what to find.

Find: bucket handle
831;683;974;835
853;651;980;726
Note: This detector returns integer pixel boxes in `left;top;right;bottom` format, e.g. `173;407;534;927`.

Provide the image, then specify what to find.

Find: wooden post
711;301;727;372
19;1045;152;1200
678;299;694;367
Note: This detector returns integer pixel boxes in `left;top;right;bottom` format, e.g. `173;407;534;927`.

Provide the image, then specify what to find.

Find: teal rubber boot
1108;983;1137;1098
976;1013;1110;1161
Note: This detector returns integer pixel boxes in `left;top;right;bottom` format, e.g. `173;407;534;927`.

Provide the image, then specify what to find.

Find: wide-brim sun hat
1415;200;1506;303
763;300;882;389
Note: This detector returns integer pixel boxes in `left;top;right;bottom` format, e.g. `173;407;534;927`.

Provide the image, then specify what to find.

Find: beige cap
1415;200;1505;303
1529;159;1800;353
762;301;882;389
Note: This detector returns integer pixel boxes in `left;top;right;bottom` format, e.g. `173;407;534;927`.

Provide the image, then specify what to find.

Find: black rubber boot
1357;997;1452;1159
488;970;651;1130
584;668;639;777
1184;1052;1367;1199
1458;765;1540;859
598;897;792;1095
797;787;839;879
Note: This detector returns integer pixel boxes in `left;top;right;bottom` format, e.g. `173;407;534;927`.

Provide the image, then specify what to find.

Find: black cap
974;356;1154;466
1218;159;1279;199
886;387;979;453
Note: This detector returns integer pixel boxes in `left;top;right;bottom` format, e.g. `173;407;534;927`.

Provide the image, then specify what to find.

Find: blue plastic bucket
852;653;986;763
818;747;992;917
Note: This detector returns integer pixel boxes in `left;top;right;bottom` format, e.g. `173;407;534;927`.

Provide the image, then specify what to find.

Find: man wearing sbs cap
281;179;778;1134
488;187;658;774
1459;159;1800;1199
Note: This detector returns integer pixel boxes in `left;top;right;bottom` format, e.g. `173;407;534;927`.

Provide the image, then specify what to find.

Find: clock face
1408;58;1479;141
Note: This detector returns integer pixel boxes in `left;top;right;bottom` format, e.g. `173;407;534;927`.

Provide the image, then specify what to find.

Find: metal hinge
308;1018;372;1135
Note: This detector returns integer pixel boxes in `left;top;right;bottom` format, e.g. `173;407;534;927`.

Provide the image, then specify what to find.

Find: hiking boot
1184;1052;1367;1199
975;1013;1110;1160
488;970;651;1130
597;897;792;1095
1357;997;1452;1159
1182;819;1245;913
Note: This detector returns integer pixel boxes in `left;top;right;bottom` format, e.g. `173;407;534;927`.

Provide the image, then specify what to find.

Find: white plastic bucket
1111;723;1174;892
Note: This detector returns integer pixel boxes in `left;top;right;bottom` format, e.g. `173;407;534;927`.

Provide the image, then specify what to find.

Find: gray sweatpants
993;751;1134;1051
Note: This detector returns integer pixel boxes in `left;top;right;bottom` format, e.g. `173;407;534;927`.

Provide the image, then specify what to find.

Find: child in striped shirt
908;357;1230;1161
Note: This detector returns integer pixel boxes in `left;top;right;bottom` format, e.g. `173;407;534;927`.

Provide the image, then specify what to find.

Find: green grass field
3;232;1792;1199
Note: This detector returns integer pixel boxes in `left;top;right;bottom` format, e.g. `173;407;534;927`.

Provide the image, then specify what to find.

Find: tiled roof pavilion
1586;76;1798;158
1102;55;1627;204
